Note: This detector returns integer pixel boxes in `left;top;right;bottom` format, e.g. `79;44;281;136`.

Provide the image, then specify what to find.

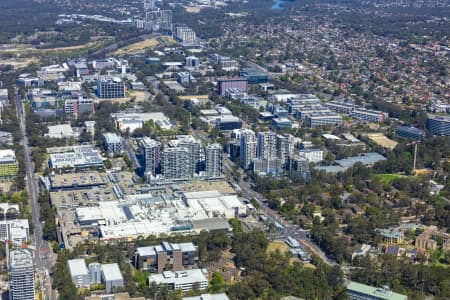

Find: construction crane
407;140;421;174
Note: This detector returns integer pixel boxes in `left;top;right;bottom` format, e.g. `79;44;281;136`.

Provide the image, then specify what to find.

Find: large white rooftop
101;263;123;282
68;258;89;277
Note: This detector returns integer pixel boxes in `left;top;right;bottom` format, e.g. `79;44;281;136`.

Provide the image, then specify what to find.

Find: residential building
240;129;257;169
144;0;157;10
148;269;208;292
427;114;450;136
396;126;426;139
257;131;277;159
142;10;172;32
169;135;202;175
175;26;197;43
0;149;19;178
9;249;35;300
162;147;190;180
96;77;125;99
134;241;198;273
102;263;124;293
253;157;283;175
346;282;407;300
205;143;222;178
292;157;311;181
217;77;248;96
325;101;388;123
141;137;162;176
276;134;294;166
298;148;324;163
306;112;343;128
103;133;122;156
68;258;90;288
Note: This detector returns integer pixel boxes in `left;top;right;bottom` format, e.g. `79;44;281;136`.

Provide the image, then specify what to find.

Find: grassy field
114;38;159;55
375;173;401;184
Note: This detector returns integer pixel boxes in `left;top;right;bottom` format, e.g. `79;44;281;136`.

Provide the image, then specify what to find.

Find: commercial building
49;145;103;169
0;149;19;178
205;143;222;178
68;259;123;292
183;294;229;300
0;89;9;102
396;125;426;139
96;77;125;99
240;129;257;169
292;157;311;181
216;115;243;131
102;263;124;293
239;67;268;84
185;56;199;67
0;219;30;245
134;241;198;272
9;249;35;300
64;98;95;117
46;124;79;139
28;88;57;108
68;258;90;288
85;293;144;300
177;72;195;85
315;152;386;173
148;269;208;292
217;77;248;96
272;117;293;129
162;147;190;180
182;190;247;219
346;282;407;300
427;114;450;136
306;112;343;128
103;133;122;156
141;137;162;176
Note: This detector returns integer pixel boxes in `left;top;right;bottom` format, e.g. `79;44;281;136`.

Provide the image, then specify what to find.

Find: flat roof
191;218;231;232
347;282;407;300
101;263;123;281
183;293;230;300
68;258;88;277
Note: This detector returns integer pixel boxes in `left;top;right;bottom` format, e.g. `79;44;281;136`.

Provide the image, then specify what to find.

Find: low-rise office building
103;133;122;156
396;125;426;139
96;77;125;99
102;263;124;293
68;259;90;288
0;149;19;178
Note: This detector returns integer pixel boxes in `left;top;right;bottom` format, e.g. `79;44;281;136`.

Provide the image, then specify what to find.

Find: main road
15;88;55;300
223;156;336;266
